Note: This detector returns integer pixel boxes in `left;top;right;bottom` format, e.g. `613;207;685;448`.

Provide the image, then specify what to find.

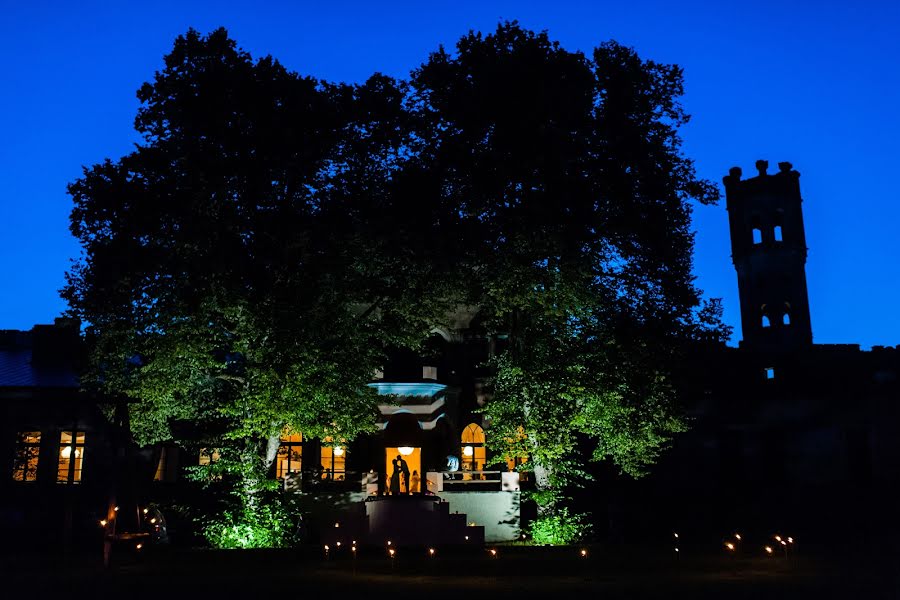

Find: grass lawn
2;542;897;599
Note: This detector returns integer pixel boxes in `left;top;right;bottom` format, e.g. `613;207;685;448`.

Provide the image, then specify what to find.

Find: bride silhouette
390;454;410;495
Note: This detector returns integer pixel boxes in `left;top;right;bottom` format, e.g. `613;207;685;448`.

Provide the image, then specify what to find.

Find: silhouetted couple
390;454;410;495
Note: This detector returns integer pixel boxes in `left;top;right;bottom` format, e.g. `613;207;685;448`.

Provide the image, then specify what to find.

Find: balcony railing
426;470;526;492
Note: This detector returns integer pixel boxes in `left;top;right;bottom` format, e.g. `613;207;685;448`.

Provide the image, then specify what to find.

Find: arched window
752;228;762;245
460;423;486;474
762;315;771;328
782;302;791;326
276;430;303;479
774;225;783;242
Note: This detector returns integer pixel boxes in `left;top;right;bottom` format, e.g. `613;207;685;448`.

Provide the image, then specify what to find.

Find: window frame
12;431;41;482
57;430;85;485
460;423;487;473
276;432;303;480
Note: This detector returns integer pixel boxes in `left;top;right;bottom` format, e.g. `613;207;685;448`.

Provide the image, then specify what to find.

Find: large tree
64;29;459;543
406;24;728;530
66;24;727;545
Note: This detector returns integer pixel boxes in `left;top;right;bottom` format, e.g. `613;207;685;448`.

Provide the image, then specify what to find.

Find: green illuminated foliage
530;507;592;546
200;492;299;549
66;23;729;545
412;23;730;505
65;28;460;520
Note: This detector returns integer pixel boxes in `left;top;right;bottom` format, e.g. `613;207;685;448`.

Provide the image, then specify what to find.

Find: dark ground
3;541;897;599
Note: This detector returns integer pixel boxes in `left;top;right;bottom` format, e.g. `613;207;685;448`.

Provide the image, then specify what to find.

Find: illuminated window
765;367;775;380
752;228;762;245
321;437;346;481
783;313;790;325
198;448;220;466
198;448;221;480
276;431;303;479
774;225;783;242
460;423;486;474
761;315;770;328
154;446;178;482
57;431;85;484
12;431;40;481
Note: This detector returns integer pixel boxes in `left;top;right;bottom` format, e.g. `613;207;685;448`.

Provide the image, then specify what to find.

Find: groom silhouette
397;454;410;494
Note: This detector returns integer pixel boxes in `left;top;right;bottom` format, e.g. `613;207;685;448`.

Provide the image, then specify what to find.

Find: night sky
2;1;899;348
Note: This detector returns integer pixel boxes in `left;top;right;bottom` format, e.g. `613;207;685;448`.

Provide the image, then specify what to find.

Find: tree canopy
407;25;726;490
65;23;728;540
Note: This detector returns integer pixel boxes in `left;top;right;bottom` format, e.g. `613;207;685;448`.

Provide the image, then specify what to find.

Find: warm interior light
398;446;415;456
61;446;72;459
463;445;474;457
333;446;344;456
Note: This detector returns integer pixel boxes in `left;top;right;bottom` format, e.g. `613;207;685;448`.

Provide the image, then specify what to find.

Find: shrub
530;507;591;545
201;494;299;549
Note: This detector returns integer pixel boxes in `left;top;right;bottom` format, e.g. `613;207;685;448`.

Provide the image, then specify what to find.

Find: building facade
4;159;898;550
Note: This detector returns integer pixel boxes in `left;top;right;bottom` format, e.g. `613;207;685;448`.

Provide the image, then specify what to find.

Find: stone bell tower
723;160;813;350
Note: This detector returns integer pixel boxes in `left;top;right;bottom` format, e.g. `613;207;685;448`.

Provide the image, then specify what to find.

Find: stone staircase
319;495;485;548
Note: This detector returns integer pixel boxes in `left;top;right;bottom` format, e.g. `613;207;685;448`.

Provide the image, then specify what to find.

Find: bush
531;507;591;546
201;493;300;549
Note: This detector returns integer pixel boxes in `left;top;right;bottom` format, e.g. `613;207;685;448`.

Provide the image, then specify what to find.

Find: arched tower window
761;305;770;328
762;315;771;328
782;302;791;326
461;423;486;475
752;228;762;245
774;225;783;242
276;429;303;479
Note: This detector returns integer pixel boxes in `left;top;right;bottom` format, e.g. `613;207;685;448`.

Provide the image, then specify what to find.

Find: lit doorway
384;446;422;494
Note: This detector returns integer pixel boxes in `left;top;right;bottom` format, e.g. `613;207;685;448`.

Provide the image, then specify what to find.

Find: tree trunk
264;434;280;471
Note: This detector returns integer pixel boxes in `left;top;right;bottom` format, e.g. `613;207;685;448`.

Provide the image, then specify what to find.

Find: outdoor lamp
333;446;344;456
463;445;474;457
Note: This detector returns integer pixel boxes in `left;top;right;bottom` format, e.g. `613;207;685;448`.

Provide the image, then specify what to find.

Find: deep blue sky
2;1;899;348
